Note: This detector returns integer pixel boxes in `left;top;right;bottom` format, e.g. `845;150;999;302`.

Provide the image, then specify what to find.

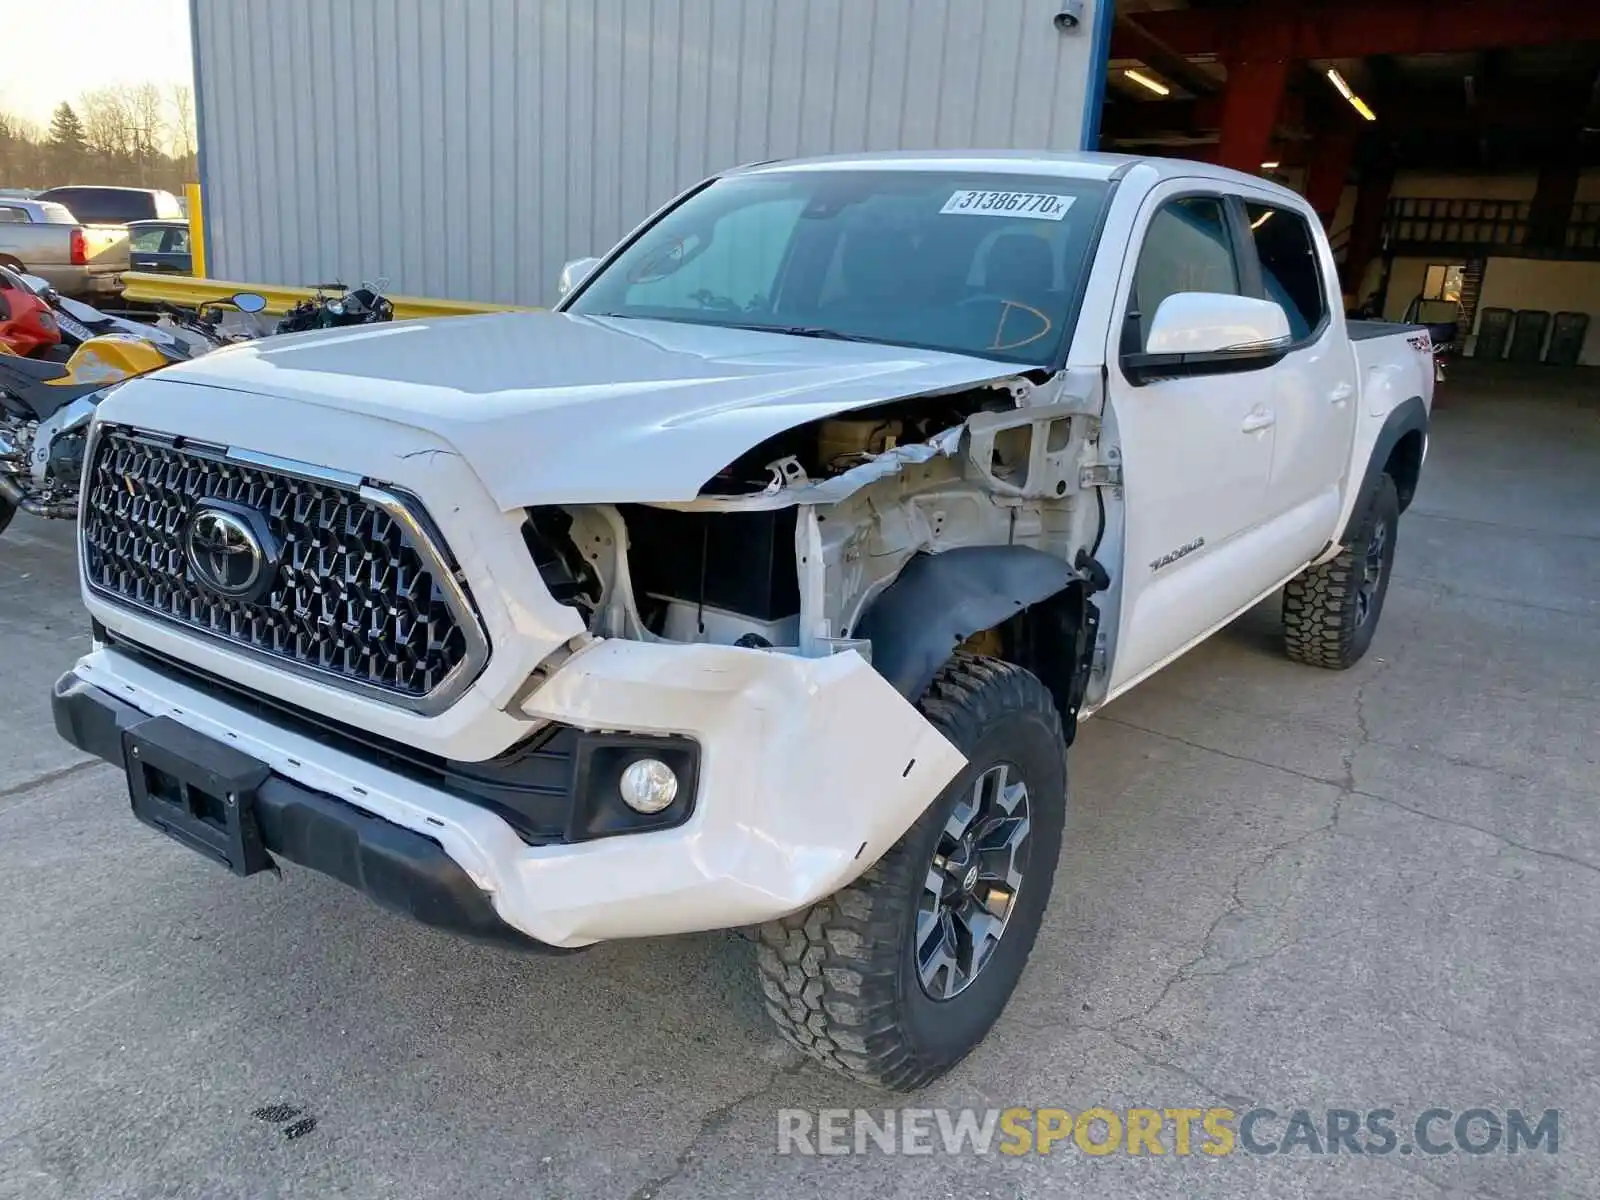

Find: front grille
82;428;488;711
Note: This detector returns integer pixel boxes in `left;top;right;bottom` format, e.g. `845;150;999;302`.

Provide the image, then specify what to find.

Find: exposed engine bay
521;373;1110;664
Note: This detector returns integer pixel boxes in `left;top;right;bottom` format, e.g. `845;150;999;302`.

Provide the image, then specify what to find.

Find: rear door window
0;206;26;224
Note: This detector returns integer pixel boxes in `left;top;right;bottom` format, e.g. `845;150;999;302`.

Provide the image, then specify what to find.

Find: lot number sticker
940;190;1075;220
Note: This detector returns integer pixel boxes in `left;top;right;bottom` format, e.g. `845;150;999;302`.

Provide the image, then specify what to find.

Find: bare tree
1;92;195;191
127;83;168;182
168;84;196;161
80;87;135;163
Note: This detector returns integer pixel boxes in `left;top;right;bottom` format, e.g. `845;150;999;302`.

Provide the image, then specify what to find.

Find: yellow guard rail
118;272;534;320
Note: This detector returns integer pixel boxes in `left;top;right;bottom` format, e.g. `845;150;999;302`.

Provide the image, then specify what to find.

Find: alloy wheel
915;762;1032;1000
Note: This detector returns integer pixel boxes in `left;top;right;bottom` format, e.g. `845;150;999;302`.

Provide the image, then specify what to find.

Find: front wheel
754;654;1067;1090
1282;474;1400;670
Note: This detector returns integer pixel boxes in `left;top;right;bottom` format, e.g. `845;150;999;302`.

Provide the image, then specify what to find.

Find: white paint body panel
146;312;1023;508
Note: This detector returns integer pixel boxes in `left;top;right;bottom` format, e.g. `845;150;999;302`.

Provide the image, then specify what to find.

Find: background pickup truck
0;198;128;299
51;152;1432;1094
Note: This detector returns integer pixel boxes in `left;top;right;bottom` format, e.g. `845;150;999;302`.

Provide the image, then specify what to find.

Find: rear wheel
754;653;1067;1090
1283;474;1400;669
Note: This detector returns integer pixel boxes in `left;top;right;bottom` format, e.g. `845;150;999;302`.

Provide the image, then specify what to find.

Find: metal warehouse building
189;0;1110;305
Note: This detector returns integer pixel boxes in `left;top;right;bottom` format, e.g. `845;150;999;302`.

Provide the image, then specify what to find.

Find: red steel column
1341;164;1394;300
1305;124;1357;231
1215;57;1290;173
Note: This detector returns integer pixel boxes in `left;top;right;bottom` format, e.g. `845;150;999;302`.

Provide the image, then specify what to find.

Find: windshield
567;169;1111;366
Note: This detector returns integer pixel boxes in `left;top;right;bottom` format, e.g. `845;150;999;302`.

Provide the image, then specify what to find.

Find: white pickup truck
52;153;1432;1090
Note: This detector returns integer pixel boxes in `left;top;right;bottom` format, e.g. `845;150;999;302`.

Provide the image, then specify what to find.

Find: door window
1244;203;1327;341
1127;196;1240;350
0;206;26;224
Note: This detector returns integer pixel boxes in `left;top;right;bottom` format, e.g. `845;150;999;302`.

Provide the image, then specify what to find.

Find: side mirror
231;292;269;314
557;256;602;300
1124;293;1292;384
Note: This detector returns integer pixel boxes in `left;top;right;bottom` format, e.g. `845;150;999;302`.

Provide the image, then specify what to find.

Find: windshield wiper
718;322;884;344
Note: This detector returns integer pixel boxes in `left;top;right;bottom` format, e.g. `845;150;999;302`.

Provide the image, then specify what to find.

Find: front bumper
55;642;965;948
53;671;562;953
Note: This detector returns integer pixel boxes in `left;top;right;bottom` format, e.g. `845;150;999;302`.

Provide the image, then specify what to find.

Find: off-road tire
754;653;1068;1091
1283;473;1400;670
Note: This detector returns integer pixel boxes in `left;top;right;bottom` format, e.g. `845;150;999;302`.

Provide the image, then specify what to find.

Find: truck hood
151;312;1022;508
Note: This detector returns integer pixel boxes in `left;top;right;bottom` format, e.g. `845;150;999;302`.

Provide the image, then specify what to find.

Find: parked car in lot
50;152;1433;1091
127;219;192;275
32;185;184;226
0;197;128;299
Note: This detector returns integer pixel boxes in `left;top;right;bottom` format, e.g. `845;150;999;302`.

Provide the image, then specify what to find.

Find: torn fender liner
857;546;1082;701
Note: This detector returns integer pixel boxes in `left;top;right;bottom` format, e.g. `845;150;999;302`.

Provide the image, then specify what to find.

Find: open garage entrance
1100;0;1600;369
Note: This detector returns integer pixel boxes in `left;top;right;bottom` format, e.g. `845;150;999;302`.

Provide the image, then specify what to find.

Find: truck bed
1347;319;1425;341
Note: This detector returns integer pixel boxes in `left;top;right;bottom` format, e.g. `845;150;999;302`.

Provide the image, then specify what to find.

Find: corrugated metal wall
193;0;1105;305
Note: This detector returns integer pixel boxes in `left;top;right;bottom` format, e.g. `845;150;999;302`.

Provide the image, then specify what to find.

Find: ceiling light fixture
1326;68;1377;121
1124;69;1171;97
1260;161;1281;170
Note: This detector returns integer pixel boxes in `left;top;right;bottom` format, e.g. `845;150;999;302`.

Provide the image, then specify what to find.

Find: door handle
1240;409;1275;433
1329;383;1355;405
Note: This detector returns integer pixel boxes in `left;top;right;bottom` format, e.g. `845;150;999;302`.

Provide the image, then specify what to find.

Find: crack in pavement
1407;507;1600;546
625;1055;808;1200
1101;718;1600;881
0;758;102;806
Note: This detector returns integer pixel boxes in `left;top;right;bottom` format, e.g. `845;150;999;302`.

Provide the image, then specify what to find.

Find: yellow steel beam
118;272;537;319
183;183;207;278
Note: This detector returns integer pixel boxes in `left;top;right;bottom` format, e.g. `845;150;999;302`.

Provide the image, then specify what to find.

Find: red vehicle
0;267;63;358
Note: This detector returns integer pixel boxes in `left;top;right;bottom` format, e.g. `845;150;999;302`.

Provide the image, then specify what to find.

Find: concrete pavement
2;365;1596;1199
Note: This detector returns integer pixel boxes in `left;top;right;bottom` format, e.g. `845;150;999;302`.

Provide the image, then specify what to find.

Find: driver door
1105;187;1281;694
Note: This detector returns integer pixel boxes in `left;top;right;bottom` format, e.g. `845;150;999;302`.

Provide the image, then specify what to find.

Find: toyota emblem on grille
185;506;270;600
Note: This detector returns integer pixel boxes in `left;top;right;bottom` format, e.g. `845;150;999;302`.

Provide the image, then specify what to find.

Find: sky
3;0;193;128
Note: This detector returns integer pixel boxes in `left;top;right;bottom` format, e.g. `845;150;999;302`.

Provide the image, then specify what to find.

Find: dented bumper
60;640;965;948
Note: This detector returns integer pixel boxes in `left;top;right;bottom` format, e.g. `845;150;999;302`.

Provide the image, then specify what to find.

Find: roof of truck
729;150;1299;197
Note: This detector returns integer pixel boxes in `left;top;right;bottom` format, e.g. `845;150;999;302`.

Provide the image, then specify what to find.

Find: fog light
619;757;679;814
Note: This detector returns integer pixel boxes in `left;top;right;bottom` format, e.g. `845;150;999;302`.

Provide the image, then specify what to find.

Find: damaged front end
520;368;1111;719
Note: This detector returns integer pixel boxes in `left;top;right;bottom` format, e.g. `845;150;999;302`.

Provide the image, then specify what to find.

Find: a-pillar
1215;57;1290;174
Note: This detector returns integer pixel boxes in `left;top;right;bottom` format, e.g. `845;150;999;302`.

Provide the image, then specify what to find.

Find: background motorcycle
0;268;65;360
0;291;267;533
277;280;394;333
